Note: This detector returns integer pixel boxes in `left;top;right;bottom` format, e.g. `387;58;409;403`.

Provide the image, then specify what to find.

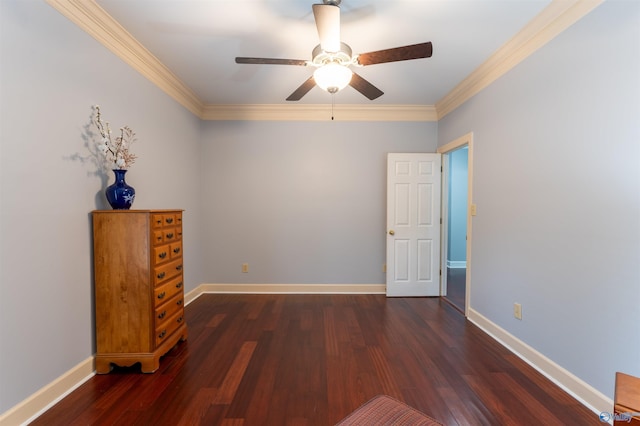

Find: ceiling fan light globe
314;63;353;94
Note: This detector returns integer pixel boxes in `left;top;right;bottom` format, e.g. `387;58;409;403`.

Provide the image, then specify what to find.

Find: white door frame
437;132;474;315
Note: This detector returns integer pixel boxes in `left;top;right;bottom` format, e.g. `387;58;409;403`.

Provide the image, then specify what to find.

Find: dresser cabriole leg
95;358;113;374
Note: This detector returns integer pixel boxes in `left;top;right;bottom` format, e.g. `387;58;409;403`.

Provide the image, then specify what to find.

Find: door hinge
439;268;442;276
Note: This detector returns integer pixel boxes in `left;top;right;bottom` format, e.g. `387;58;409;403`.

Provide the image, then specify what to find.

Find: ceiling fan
235;0;433;101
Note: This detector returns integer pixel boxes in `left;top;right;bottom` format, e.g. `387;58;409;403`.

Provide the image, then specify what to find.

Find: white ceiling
94;0;552;106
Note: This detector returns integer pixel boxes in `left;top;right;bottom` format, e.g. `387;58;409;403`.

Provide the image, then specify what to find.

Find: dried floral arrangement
93;105;137;170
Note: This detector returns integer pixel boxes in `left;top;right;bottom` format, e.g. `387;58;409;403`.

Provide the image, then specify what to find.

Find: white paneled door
386;153;441;297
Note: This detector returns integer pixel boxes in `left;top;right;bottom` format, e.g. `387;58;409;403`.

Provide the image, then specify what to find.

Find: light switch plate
514;303;522;320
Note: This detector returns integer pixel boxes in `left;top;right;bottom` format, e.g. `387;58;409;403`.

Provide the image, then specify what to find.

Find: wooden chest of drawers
92;210;188;373
615;372;640;425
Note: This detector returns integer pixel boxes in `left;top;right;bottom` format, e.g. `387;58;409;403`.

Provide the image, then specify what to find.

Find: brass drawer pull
176;281;183;289
166;233;174;239
157;291;166;300
177;316;184;324
173;247;180;254
166;218;173;224
159;252;167;259
158;330;166;339
157;272;166;279
176;265;183;271
158;311;166;320
177;299;183;306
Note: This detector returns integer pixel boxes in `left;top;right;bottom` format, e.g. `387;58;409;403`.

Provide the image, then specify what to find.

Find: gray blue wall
447;147;468;264
199;121;437;284
438;0;640;400
0;1;203;413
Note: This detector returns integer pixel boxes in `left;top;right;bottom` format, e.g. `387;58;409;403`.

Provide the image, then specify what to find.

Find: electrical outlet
242;263;249;273
470;204;477;216
382;263;387;273
514;303;522;320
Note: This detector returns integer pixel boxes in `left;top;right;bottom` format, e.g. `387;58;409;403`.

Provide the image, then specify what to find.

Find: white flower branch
93;105;137;170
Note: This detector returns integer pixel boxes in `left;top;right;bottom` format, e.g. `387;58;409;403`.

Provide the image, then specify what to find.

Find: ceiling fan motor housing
311;42;353;66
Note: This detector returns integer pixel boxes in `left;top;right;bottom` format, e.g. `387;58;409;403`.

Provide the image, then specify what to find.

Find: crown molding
45;0;204;117
436;0;604;119
201;104;437;121
46;0;602;122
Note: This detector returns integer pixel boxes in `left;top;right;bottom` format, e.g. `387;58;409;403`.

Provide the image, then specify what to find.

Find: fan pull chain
331;94;335;120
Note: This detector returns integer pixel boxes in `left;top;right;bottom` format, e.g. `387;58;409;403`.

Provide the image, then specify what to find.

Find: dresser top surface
92;209;183;214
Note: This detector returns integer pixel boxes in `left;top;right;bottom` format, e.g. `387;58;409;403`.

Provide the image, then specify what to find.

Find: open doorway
438;133;473;315
444;147;468;311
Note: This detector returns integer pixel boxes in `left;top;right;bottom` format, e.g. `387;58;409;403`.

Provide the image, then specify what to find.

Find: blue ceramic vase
105;169;135;210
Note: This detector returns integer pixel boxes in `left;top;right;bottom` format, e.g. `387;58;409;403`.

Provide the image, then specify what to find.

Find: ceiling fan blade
312;3;340;53
235;57;308;66
356;42;433;66
286;76;316;101
349;72;383;100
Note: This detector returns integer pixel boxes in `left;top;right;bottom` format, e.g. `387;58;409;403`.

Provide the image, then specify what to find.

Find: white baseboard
185;283;386;304
446;260;466;269
467;308;612;417
0;357;95;426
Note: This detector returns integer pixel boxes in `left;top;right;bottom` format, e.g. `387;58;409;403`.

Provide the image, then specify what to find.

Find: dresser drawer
163;214;178;227
153;243;171;265
154;293;184;324
154;276;184;306
170;241;182;260
163;227;179;242
155;308;185;347
151;214;164;229
153;229;164;245
153;258;183;286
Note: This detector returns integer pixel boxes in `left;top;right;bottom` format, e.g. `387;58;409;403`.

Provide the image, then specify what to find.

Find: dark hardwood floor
31;294;600;425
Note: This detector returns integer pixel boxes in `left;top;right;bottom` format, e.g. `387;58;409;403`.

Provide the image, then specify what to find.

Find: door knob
389;230;395;235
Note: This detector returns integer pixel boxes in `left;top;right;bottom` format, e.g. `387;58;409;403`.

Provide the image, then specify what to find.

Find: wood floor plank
177;387;218;424
226;332;278;422
219;419;244;426
367;345;403;398
207;313;226;328
493;372;562;423
323;306;340;357
433;385;492;426
30;294;602;425
213;341;257;404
